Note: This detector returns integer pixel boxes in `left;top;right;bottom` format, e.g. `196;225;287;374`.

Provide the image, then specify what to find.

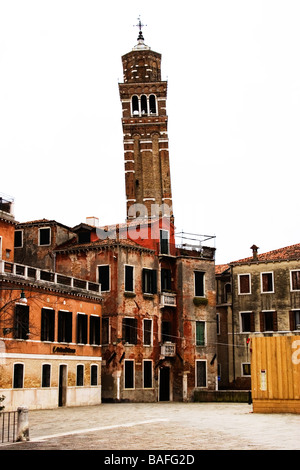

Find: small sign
260;369;267;391
52;346;76;354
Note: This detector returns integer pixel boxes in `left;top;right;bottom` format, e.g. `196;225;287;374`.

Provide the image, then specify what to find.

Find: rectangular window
216;313;220;335
102;317;109;344
160;229;169;255
238;274;251;294
77;364;84;386
14;230;23;248
196;321;205;346
58;310;72;343
261;272;274;293
122;317;137;344
42;364;51;387
291;270;300;291
39;227;51;246
41;308;55;342
196;360;207;388
90;315;100;345
194;271;205;297
291;310;300;330
77;313;88;344
14;304;29;340
242;363;251;376
125;265;134;292
124;360;134;389
143;319;152;346
161;268;172;291
13;363;24;389
91;365;98;386
162;321;172;342
260;311;277;332
240;312;255;332
98;265;110;292
142;268;157;294
143;360;153;388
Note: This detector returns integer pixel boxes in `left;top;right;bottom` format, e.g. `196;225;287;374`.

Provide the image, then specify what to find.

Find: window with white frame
76;364;84;386
194;271;205;297
242;363;251;376
124;360;134;389
291;270;300;291
14;230;23;248
143;319;152;346
196;360;207;387
39;227;51;246
238;274;251;294
13;363;24;389
97;265;110;292
125;265;134;292
90;364;98;386
196;321;205;346
261;272;274;293
42;364;51;387
143;360;153;388
240;311;255;332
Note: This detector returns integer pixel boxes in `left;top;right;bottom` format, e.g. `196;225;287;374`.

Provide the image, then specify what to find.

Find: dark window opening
42;364;51;387
90;316;100;345
124;360;134;389
149;94;156;114
241;312;255;332
122;317;137;344
143;360;152;388
194;271;205;297
125;265;134;292
98;265;110;291
239;274;250;294
13;363;24;389
143;319;152;345
14;304;29;340
58;310;72;343
160;229;169;255
77;314;88;344
161;268;172;291
91;365;98;386
142;269;157;294
261;311;277;332
162;321;172;342
102;317;109;344
132;95;139;115
39;227;51;246
141;95;147;114
292;271;300;290
262;273;274;292
76;365;84;386
41;308;55;342
78;231;91;243
14;230;23;248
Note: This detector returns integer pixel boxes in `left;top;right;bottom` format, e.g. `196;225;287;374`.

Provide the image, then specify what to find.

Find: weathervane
134;16;147;41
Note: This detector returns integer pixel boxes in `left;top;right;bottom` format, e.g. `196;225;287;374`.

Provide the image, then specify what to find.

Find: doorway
58;365;67;407
159;366;170;401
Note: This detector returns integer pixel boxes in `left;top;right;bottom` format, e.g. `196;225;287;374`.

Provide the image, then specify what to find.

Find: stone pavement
1;402;300;451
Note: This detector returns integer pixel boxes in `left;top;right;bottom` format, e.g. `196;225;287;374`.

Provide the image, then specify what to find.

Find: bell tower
119;20;173;220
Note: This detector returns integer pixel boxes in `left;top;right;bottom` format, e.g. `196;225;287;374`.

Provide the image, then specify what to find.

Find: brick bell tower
119;20;173;220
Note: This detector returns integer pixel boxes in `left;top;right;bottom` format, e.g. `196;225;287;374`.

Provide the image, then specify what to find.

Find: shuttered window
196;321;205;346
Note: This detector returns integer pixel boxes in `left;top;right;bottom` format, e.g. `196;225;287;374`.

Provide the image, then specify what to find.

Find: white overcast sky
0;0;299;264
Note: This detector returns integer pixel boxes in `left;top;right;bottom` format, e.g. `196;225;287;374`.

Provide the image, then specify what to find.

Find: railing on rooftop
175;232;216;259
0;261;101;296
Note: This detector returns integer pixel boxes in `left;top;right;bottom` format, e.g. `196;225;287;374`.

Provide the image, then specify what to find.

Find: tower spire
134;16;147;45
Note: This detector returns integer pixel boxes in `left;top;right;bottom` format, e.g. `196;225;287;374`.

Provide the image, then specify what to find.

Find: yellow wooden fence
251;335;300;413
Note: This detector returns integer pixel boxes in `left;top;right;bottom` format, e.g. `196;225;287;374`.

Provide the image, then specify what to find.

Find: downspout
231;264;236;384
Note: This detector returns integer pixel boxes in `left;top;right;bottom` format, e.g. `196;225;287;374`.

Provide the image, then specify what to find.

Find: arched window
149;95;157;114
132;96;139;115
141;95;148;115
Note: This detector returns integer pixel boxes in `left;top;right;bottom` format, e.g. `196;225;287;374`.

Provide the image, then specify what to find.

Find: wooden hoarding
251;335;300;413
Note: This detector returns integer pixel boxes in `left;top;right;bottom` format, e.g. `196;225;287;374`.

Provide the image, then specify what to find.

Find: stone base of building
194;390;251;403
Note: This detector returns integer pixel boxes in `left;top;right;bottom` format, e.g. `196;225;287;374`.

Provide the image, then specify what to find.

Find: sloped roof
230;243;300;265
215;264;230;275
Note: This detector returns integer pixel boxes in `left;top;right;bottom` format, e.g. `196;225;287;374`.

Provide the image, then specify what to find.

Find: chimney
86;217;99;227
250;244;259;261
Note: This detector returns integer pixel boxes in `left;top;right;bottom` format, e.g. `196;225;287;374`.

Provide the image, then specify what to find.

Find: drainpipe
231;264;236;384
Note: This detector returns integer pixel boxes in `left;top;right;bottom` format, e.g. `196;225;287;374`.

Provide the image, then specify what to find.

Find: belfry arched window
141;95;147;115
132;96;139;115
149;95;157;114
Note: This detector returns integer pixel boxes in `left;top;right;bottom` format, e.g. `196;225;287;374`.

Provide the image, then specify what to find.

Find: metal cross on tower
134;16;147;40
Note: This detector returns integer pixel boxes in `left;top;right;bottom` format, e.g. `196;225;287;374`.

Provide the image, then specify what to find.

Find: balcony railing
161;342;176;357
160;292;176;307
0;261;101;296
